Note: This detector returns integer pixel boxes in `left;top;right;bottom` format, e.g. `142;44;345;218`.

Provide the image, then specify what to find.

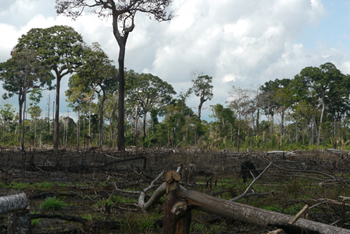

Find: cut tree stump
8;209;32;234
162;170;191;234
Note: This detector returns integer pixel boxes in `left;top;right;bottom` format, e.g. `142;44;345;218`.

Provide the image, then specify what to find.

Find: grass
31;218;40;227
191;222;222;233
111;194;137;204
10;182;27;190
95;198;114;210
40;197;67;211
119;211;163;233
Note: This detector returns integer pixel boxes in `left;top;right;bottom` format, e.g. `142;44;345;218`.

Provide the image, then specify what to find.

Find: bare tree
227;86;253;152
56;0;173;151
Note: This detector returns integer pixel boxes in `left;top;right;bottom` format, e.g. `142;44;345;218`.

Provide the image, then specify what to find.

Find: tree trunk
77;109;80;149
317;94;325;146
162;170;190;234
18;91;24;147
237;114;241;152
21;91;27;151
34;118;37;147
134;105;138;146
280;109;284;148
198;100;203;121
271;113;274;134
113;13;129;152
89;98;92;146
180;190;350;234
18;90;23;126
256;108;260;136
54;77;61;150
143;110;147;139
117;51;125;151
99;95;106;148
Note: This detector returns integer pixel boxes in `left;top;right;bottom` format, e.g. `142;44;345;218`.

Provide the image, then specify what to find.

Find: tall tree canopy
68;42;118;147
0;48;54;150
126;71;176;139
56;0;173;151
298;62;349;146
190;74;214;121
15;25;85;150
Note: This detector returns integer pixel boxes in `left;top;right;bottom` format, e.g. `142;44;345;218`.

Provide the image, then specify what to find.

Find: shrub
40;197;66;211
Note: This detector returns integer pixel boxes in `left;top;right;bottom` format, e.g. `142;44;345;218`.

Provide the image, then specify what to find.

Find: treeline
1;25;350;151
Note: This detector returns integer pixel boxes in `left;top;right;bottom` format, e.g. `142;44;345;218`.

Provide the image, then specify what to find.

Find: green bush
40;197;66;211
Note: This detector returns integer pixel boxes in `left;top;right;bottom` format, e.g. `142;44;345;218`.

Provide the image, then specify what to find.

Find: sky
0;0;350;121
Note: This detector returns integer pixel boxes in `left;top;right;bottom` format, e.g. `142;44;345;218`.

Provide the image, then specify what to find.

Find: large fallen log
0;193;30;234
0;193;28;214
179;189;350;234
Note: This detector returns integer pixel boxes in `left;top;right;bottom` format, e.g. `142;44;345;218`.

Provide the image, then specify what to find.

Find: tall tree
259;80;280;134
56;0;173;151
228;86;252;152
265;78;292;148
299;62;345;146
127;71;176;139
190;74;214;121
15;25;84;150
211;103;236;146
66;78;89;149
0;104;16;138
28;88;43;147
0;49;53;150
73;42;118;147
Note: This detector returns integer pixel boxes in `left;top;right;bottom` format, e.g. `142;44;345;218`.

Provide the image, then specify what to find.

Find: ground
0;148;350;233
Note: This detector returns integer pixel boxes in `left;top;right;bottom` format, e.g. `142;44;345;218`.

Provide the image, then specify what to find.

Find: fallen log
0;193;27;214
180;189;350;234
0;193;30;234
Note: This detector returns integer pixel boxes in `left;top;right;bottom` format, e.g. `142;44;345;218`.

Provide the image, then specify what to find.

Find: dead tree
141;170;350;234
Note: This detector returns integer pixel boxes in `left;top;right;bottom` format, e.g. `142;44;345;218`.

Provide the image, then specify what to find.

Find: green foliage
189;74;213;121
2;31;350;154
35;182;53;189
40;197;67;211
119;212;162;233
31;219;40;227
126;70;176;140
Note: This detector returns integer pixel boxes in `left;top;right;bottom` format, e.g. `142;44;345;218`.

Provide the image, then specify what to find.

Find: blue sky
300;0;350;50
0;0;350;122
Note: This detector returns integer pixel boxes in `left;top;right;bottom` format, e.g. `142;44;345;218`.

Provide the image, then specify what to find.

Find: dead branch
230;162;273;202
272;163;337;181
267;204;309;234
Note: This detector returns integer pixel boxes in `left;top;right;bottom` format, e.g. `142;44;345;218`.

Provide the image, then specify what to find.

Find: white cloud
0;0;349;122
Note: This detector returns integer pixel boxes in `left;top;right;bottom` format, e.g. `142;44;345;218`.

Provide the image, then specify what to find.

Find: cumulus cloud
0;0;349;121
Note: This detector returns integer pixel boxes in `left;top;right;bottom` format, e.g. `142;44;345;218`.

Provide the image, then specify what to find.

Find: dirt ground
0;148;350;233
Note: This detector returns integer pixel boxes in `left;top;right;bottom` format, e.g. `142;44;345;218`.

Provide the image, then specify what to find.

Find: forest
1;25;350;152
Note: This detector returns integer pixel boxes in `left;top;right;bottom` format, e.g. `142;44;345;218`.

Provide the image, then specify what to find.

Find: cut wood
0;193;28;214
8;209;32;234
163;170;190;234
267;204;309;234
180;190;350;234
